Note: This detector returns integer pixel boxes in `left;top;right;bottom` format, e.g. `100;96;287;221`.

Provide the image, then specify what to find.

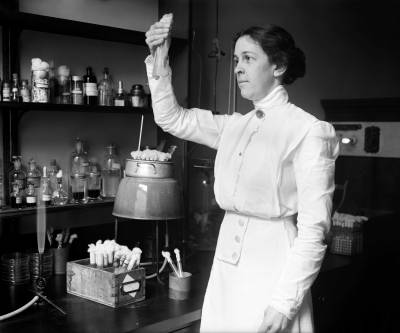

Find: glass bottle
83;66;98;105
48;159;59;193
87;160;101;200
130;84;145;107
20;80;31;102
25;183;37;207
2;81;11;102
98;67;113;106
10;183;24;209
31;58;50;103
72;76;83;105
56;65;71;104
70;138;89;203
11;73;21;102
26;158;41;189
39;166;52;207
101;144;122;198
9;156;26;192
52;170;69;206
114;81;125;106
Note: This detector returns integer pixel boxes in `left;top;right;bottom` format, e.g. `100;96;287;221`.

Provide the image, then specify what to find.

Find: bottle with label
25;183;37;207
26;158;41;189
114;81;125;106
9;156;26;192
52;169;69;206
2;81;11;102
20;80;31;102
39;166;52;207
48;159;59;193
70;138;89;203
10;182;24;209
98;67;113;106
101;144;122;198
83;67;98;105
11;73;21;102
72;76;83;105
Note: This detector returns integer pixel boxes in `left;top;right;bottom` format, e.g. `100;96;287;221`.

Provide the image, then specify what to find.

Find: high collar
252;85;289;111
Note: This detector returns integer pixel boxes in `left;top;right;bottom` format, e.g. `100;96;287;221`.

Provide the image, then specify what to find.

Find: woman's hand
145;14;173;56
258;306;289;333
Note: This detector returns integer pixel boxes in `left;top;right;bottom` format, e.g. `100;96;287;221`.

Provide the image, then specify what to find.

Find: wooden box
66;258;145;307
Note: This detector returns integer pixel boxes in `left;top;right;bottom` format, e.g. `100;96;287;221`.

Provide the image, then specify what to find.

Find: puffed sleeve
269;120;339;320
145;55;228;149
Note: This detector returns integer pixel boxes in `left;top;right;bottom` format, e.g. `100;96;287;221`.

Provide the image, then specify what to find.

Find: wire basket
0;252;31;285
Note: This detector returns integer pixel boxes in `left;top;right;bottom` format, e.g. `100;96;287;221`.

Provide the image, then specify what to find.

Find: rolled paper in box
169;272;192;300
53;247;69;275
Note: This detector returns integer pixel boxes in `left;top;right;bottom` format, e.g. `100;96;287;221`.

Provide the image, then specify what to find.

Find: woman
145;18;339;333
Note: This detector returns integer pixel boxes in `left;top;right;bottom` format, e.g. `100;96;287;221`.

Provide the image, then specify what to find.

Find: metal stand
33;253;66;316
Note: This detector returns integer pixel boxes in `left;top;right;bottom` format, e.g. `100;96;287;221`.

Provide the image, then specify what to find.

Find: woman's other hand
258;306;289;333
145;14;173;56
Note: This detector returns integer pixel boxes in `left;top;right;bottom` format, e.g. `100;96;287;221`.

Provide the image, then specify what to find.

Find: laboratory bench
0;249;397;333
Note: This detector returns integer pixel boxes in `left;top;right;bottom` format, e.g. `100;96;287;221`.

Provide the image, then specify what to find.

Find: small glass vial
39;166;52;207
11;73;21;102
10;183;24;209
71;76;83;105
87;161;101;200
52;170;69;206
20;80;31;102
114;81;125;106
130;84;145;107
2;81;11;102
25;183;37;207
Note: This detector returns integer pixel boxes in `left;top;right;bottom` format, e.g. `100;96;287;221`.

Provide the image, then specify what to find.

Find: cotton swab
174;248;183;277
162;251;180;277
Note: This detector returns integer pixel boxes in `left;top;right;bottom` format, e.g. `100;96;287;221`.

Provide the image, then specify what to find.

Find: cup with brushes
162;248;192;300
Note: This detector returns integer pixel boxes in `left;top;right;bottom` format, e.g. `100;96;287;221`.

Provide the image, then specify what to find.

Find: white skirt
200;213;314;333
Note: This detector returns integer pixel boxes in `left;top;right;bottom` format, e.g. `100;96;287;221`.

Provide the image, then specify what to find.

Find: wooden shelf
0;101;152;114
0;10;187;46
0;198;115;218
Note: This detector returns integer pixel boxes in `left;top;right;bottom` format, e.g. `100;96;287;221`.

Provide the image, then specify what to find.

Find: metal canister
130;84;145;107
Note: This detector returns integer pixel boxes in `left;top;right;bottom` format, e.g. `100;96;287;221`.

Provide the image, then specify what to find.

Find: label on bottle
84;83;98;96
26;196;37;204
2;88;10;101
42;194;51;201
16;197;22;204
112;163;121;169
114;99;125;107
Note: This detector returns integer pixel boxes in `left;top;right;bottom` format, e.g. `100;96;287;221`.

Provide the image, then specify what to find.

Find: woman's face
234;35;279;101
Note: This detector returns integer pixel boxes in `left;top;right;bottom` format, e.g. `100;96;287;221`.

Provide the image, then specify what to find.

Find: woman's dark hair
233;25;306;85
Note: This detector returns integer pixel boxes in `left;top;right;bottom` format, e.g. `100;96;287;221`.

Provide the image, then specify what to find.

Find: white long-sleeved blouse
145;55;339;319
